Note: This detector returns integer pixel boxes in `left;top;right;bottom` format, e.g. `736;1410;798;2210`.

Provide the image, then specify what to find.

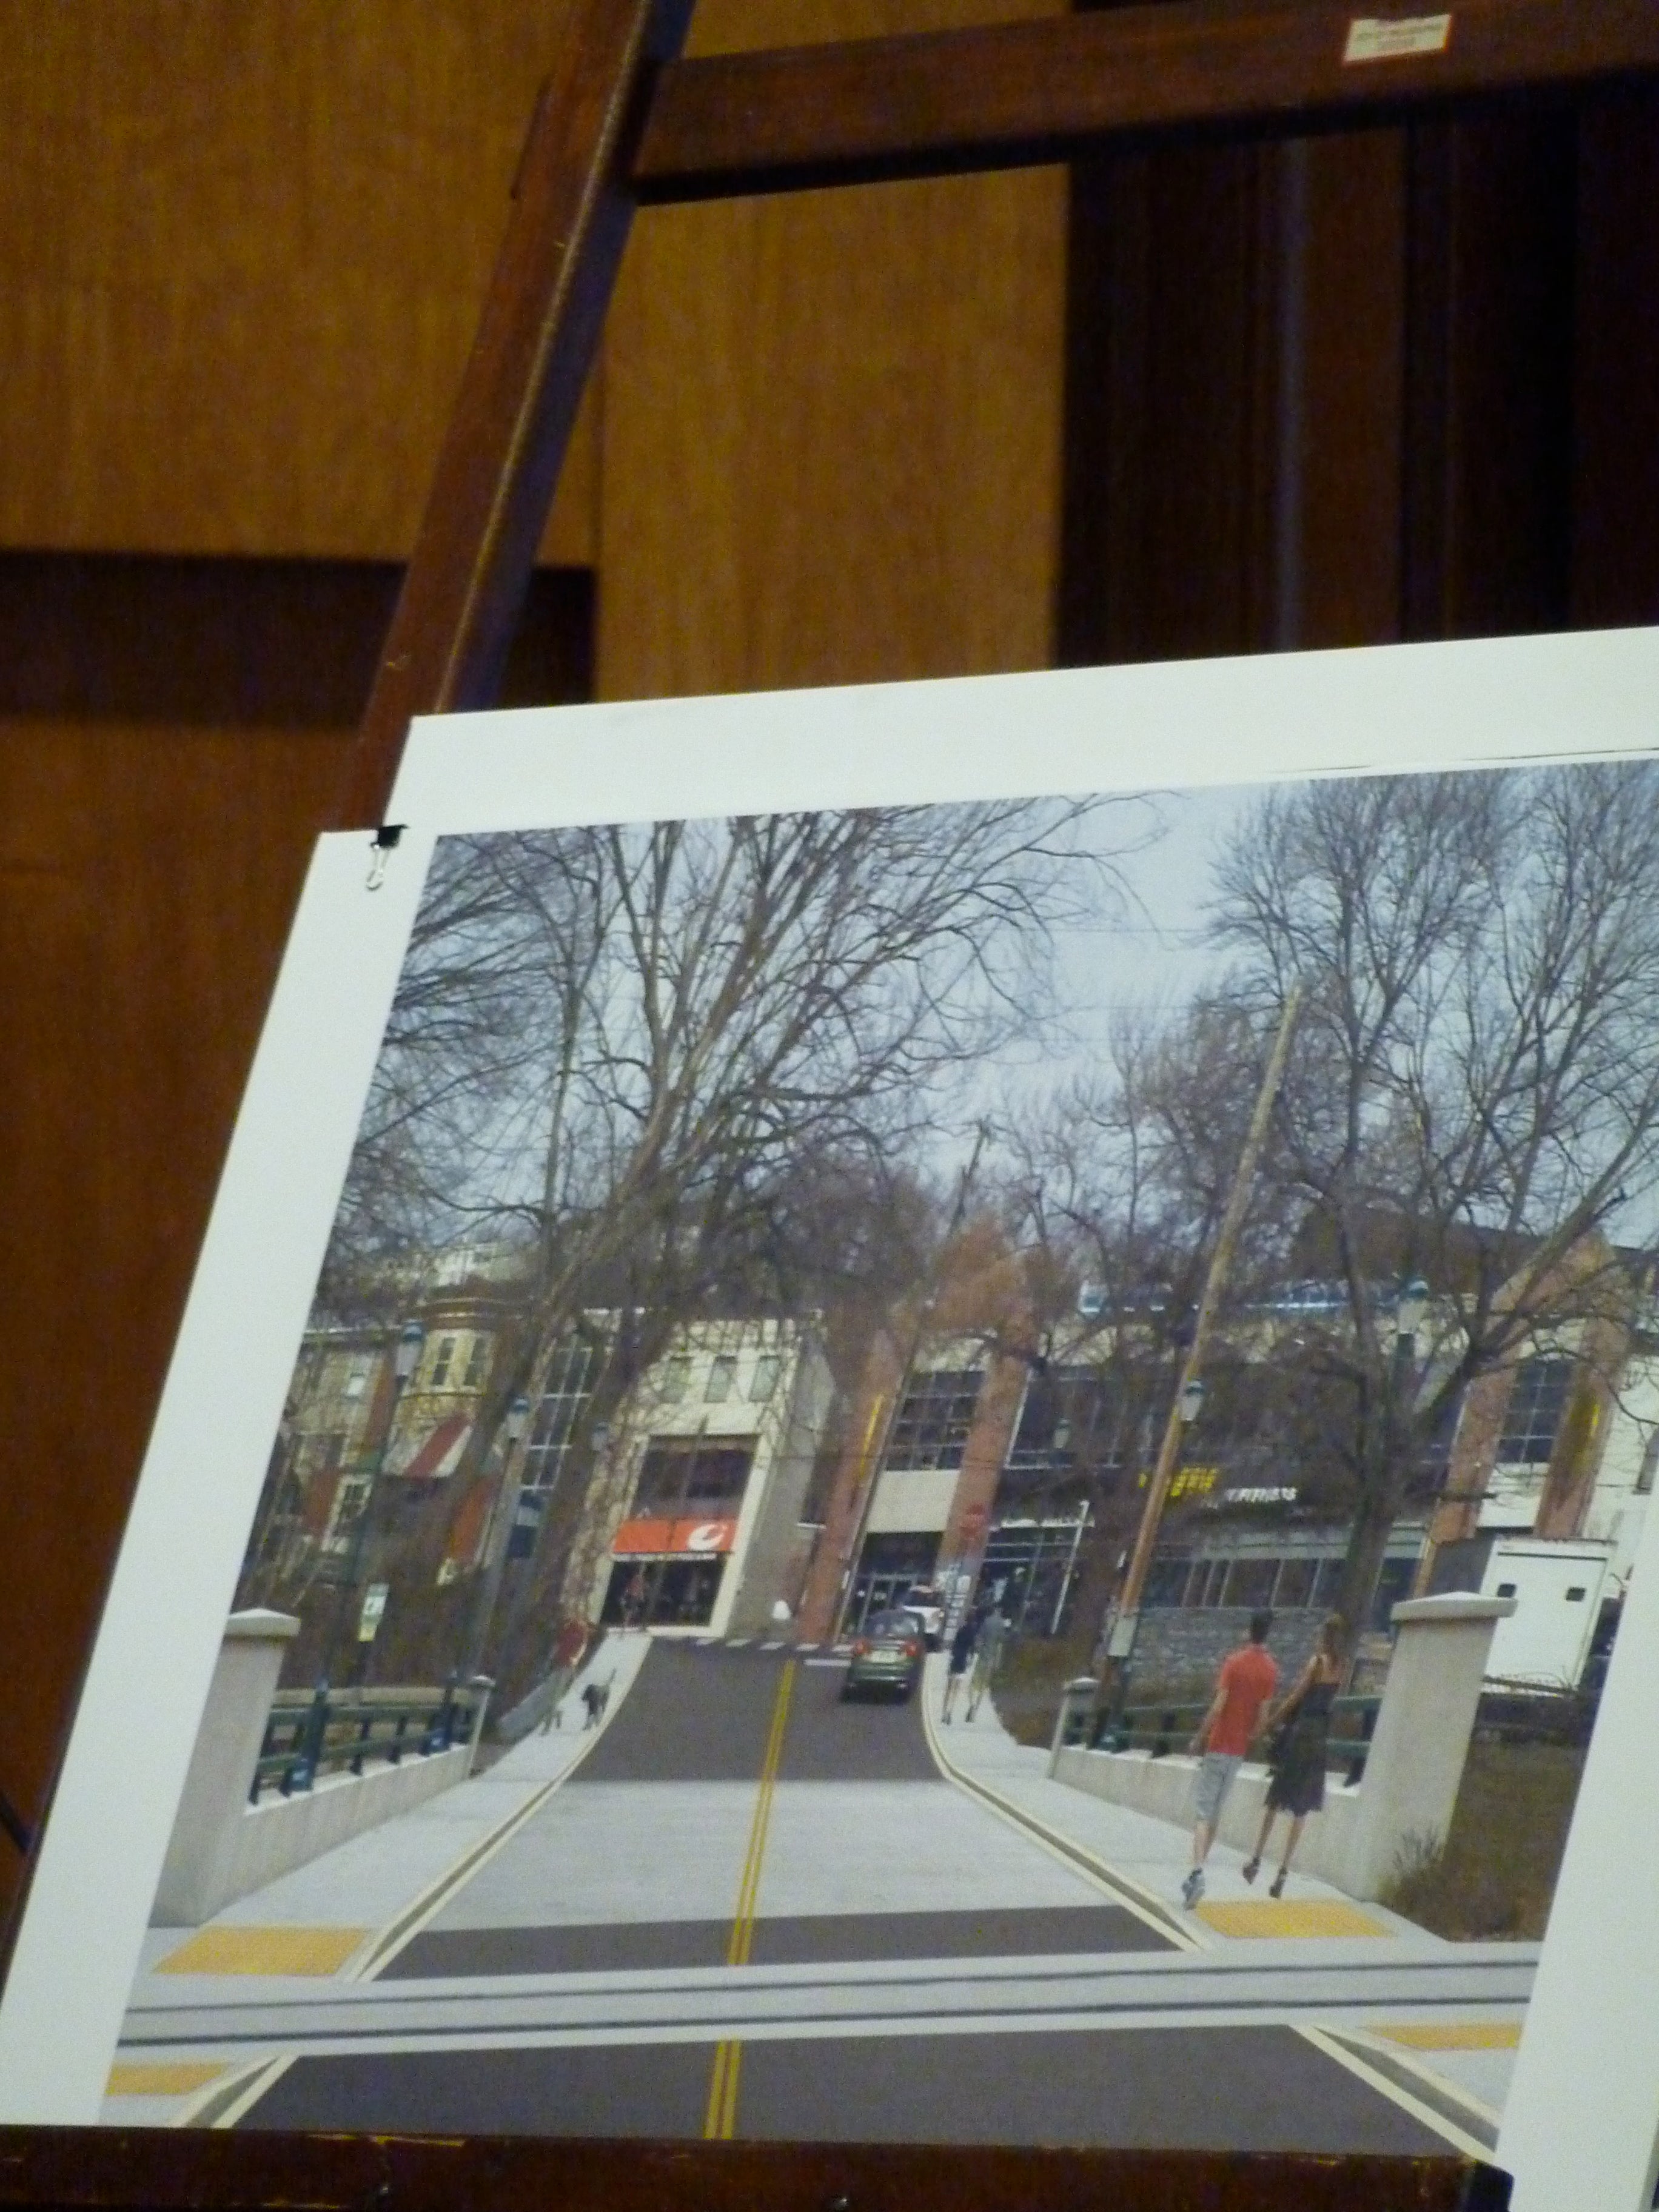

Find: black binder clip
367;823;404;892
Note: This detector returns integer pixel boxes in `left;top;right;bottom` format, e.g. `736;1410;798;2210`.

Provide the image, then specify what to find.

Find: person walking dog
1243;1612;1347;1897
1182;1609;1278;1909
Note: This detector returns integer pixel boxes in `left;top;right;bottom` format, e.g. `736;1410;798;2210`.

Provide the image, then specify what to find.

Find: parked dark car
842;1608;925;1701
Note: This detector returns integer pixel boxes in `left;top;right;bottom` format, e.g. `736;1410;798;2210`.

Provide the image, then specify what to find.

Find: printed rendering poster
4;634;1659;2211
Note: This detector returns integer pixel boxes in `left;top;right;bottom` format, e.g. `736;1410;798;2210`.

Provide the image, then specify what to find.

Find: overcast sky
955;782;1259;1147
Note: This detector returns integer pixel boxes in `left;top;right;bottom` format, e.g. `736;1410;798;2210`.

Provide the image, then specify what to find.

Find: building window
1143;1557;1189;1608
1273;1557;1318;1609
304;1430;347;1476
1223;1558;1279;1610
706;1355;738;1403
1497;1356;1573;1466
1198;1560;1230;1607
749;1354;781;1403
1370;1557;1416;1630
1637;1426;1659;1495
887;1369;982;1471
430;1336;457;1389
462;1336;489;1389
632;1439;752;1515
343;1361;369;1401
326;1473;371;1550
660;1356;691;1403
1312;1558;1347;1610
523;1339;599;1493
1008;1366;1126;1472
1413;1387;1465;1489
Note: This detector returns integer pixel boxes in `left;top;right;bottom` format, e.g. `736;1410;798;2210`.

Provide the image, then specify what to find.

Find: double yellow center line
704;1657;796;2139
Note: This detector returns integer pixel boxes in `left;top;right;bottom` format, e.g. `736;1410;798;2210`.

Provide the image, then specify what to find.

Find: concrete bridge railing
152;1610;491;1927
1048;1593;1516;1902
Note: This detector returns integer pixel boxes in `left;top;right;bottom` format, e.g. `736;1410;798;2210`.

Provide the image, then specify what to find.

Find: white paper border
0;830;434;2121
2;631;1657;2203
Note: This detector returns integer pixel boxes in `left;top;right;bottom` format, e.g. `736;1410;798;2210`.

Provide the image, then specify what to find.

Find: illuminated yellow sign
1136;1465;1220;1497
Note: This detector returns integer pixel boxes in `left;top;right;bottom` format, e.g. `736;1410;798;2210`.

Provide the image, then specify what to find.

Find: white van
1480;1538;1612;1689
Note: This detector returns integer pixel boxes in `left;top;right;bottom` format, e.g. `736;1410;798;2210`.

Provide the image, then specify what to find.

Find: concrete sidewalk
920;1654;1427;1940
922;1655;1526;2130
105;1632;653;2123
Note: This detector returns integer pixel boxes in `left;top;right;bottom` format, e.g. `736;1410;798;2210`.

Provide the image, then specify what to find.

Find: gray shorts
1194;1751;1242;1829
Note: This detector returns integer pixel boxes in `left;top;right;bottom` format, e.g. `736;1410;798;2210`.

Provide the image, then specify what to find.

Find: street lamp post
1098;1374;1205;1718
1092;984;1302;1730
491;1410;614;1668
333;1316;424;1683
463;1391;533;1678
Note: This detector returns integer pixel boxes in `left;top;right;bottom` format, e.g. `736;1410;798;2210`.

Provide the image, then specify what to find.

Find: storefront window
602;1555;726;1627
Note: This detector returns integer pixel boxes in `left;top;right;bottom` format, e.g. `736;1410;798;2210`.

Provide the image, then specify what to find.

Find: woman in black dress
1242;1612;1347;1898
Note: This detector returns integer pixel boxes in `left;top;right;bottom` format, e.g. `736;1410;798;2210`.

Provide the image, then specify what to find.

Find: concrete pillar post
152;1609;298;1925
1342;1591;1515;1900
464;1675;494;1769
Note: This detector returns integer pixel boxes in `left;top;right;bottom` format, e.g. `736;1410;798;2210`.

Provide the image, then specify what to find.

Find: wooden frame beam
339;0;1659;830
634;0;1659;201
339;0;695;830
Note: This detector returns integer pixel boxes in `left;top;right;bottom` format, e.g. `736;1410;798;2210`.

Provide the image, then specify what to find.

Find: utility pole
833;1122;988;1641
1098;984;1304;1706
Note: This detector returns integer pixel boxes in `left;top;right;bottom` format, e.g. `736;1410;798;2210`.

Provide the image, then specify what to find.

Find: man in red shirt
1181;1610;1278;1908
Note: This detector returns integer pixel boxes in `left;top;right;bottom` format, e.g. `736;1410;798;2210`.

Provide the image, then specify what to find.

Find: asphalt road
230;1641;1458;2154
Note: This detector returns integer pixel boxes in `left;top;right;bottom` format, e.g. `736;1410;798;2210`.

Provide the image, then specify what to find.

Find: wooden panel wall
597;0;1066;699
0;0;598;566
1059;104;1658;669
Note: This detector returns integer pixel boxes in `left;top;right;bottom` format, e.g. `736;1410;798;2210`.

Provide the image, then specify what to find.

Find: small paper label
1343;13;1452;61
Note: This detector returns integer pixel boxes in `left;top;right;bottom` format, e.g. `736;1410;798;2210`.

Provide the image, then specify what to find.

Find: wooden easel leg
337;0;696;831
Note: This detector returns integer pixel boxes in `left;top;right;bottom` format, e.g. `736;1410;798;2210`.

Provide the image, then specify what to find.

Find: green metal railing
1050;1678;1382;1786
250;1675;490;1802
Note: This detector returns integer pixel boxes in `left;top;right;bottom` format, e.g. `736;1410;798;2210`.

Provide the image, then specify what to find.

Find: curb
171;2053;297;2131
1299;2023;1501;2160
347;1642;645;1982
1319;2024;1503;2152
917;1666;1198;1952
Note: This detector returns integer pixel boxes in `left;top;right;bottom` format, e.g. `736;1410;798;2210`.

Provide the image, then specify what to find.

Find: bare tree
991;1001;1301;1632
1210;762;1659;1638
315;797;1153;1678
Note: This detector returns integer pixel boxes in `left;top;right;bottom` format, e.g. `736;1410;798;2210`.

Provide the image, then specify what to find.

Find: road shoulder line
917;1673;1197;1952
346;1640;649;1982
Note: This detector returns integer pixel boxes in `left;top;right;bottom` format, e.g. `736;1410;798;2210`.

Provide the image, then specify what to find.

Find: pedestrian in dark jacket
942;1615;977;1723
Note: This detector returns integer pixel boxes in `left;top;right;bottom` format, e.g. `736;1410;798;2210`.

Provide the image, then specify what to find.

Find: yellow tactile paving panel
1376;2021;1524;2050
155;1925;370;1976
106;2062;227;2097
1196;1899;1394;1939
